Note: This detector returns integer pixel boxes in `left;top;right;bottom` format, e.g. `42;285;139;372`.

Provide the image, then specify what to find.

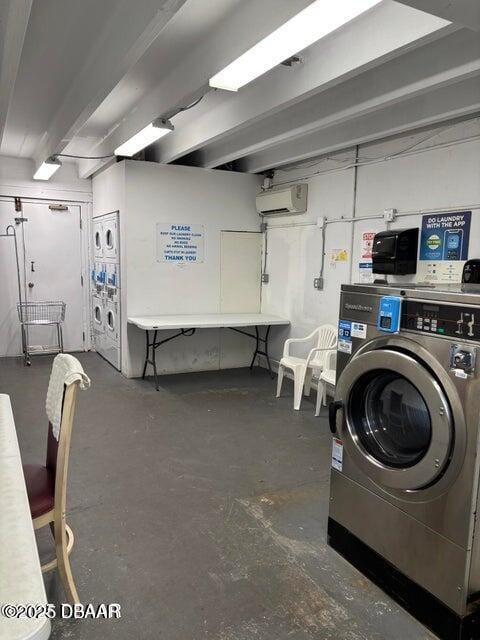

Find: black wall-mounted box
372;228;419;275
462;260;480;284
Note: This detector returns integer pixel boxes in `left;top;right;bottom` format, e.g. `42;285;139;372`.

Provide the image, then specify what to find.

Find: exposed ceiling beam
187;28;480;169
0;0;33;148
236;76;480;172
76;0;324;178
151;1;452;166
33;0;187;172
396;0;480;31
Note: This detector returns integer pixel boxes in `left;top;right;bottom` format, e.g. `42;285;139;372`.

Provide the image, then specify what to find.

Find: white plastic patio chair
315;349;337;416
276;325;337;411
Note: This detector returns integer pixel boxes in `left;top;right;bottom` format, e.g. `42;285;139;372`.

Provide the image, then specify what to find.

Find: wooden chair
23;380;80;604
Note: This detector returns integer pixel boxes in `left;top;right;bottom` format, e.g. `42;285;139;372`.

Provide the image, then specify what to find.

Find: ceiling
1;0;479;178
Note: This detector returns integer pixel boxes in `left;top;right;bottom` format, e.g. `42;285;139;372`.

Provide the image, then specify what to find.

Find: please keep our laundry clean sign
156;223;204;263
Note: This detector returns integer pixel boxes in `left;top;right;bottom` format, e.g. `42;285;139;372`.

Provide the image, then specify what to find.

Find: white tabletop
0;394;51;640
128;313;290;331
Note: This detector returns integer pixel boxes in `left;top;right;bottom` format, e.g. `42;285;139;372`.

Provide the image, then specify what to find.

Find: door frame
0;194;92;352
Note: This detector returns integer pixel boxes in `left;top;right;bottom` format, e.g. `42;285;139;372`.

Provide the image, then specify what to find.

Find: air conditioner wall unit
256;184;308;216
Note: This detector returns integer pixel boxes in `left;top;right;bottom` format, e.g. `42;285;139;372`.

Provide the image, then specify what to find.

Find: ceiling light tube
209;0;382;92
33;156;62;180
114;118;174;157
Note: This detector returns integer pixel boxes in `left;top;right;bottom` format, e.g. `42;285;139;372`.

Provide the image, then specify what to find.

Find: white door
220;231;262;313
0;200;85;356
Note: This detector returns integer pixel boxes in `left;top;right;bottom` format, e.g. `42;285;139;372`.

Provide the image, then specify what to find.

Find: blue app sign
419;211;471;261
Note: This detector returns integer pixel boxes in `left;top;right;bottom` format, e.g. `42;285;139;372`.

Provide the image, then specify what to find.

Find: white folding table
0;394;51;640
128;313;290;390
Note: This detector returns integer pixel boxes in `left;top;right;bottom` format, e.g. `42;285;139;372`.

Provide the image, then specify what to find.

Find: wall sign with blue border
420;211;471;262
418;211;471;283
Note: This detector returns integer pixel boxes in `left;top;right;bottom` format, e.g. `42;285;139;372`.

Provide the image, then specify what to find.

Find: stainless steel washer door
335;348;453;490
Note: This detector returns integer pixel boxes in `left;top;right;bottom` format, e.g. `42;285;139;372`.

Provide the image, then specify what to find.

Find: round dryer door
104;219;118;259
334;348;453;490
106;308;116;333
94;303;103;325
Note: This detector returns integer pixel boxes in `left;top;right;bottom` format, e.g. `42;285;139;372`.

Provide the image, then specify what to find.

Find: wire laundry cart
17;301;66;365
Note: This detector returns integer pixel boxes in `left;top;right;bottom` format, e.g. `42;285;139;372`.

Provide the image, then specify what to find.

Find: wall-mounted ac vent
256;184;308;216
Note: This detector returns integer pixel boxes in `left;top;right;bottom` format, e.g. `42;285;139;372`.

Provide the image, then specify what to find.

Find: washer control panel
402;300;479;341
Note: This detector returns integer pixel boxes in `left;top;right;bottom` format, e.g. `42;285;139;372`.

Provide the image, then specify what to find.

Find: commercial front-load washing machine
328;283;480;639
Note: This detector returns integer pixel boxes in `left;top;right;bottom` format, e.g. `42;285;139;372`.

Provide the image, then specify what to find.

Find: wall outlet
262;273;269;283
317;217;326;228
313;277;324;290
383;208;397;222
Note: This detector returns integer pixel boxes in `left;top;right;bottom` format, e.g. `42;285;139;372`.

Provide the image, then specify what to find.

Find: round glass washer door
336;348;453;490
349;371;431;469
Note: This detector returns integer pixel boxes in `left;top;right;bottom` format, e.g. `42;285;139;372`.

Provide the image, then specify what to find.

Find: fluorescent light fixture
209;0;382;91
114;118;174;157
33;156;62;180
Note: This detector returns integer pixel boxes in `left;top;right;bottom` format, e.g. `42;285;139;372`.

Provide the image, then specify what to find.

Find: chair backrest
311;324;337;367
46;381;79;517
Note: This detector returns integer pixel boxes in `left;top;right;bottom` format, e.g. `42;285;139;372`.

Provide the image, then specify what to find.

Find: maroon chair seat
23;464;55;519
20;368;85;605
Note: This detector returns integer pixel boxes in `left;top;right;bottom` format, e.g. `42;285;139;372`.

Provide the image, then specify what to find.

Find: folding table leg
249;326;260;370
141;330;150;380
151;332;159;391
248;325;273;378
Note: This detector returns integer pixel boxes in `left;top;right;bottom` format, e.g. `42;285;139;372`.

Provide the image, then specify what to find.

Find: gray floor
0;353;436;640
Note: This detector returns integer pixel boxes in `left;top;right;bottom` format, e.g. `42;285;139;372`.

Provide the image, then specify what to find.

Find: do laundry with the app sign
419;211;471;262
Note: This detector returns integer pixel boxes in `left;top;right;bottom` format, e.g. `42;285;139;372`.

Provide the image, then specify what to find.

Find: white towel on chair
46;354;91;440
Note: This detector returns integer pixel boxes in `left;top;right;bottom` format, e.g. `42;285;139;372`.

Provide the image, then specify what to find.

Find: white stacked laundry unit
91;211;121;370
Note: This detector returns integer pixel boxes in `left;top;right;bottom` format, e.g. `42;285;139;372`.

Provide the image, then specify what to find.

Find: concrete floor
0;353;436;640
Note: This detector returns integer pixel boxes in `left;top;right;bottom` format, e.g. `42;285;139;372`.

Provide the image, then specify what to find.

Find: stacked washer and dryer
329;283;480;640
91;211;121;370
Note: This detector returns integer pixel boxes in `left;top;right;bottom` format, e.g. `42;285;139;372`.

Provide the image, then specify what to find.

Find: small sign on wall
358;262;374;284
361;232;375;260
156;223;204;263
330;248;348;265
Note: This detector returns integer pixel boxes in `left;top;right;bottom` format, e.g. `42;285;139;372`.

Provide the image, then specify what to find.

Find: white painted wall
0;155;92;202
123;162;261;377
92;161;125;218
93;161;262;377
262;118;480;363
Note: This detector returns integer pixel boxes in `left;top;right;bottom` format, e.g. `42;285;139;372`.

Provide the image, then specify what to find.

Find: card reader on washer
377;296;402;333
